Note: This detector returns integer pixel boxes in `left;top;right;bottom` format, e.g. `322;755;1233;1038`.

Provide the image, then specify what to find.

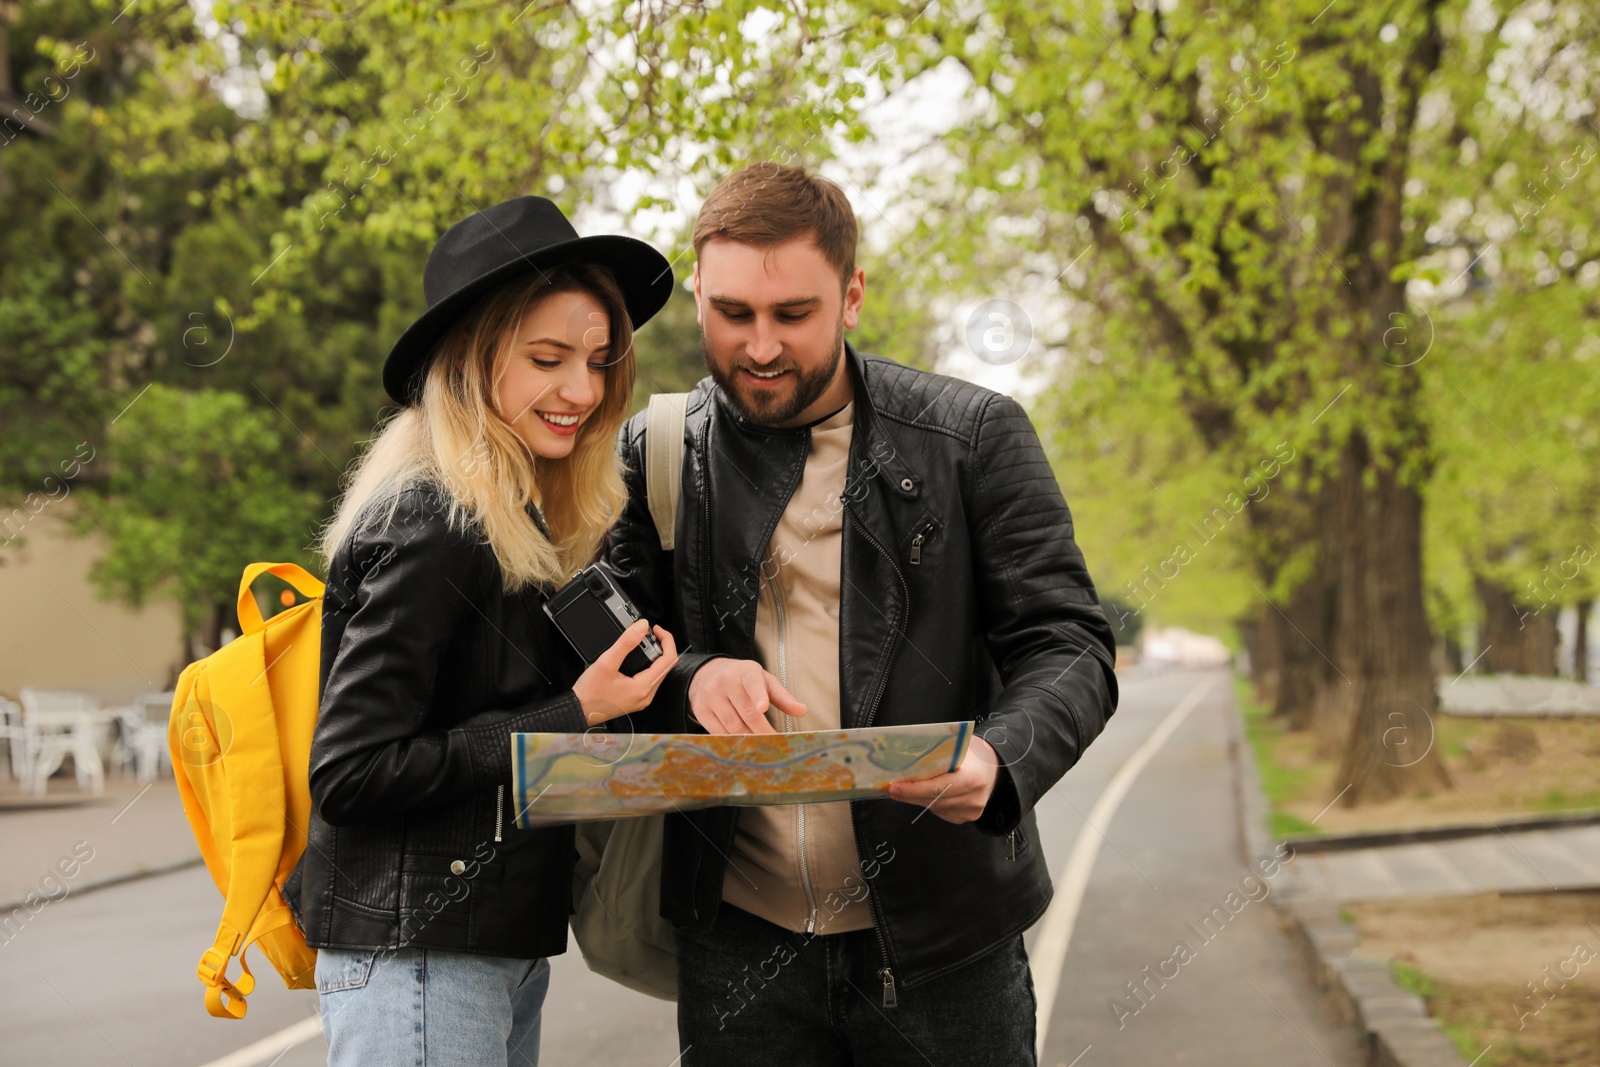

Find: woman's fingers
633;626;678;695
652;625;679;672
595;618;651;671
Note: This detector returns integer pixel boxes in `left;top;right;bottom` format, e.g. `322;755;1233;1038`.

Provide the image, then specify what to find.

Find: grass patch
1390;960;1436;998
1235;672;1600;835
1536;788;1600;812
1235;674;1327;834
1269;811;1321;837
1348;892;1600;1067
1388;953;1512;1064
1438;716;1484;758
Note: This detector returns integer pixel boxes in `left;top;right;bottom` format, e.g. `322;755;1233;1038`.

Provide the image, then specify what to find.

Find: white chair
112;691;175;782
16;688;108;796
2;696;26;783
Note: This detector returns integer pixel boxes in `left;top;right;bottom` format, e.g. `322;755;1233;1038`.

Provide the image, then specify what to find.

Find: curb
1279;805;1600;854
1226;681;1469;1067
0;854;202;915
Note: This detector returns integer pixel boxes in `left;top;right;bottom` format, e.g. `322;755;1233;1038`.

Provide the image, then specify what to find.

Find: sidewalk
0;776;200;912
1440;674;1600;716
1283;821;1600;902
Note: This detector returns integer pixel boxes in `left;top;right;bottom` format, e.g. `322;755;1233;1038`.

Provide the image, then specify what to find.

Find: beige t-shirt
720;400;873;934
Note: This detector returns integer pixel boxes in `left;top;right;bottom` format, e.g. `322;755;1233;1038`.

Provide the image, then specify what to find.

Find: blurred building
0;511;183;702
1141;627;1233;670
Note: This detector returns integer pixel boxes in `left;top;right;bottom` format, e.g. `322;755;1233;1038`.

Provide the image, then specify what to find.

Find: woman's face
495;288;611;460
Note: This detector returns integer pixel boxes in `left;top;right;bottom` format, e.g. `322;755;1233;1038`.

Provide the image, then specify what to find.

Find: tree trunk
1576;599;1592;683
1244;477;1340;732
1477;577;1559;676
1274;570;1339;734
186;600;226;662
1327;433;1451;803
1251;603;1282;710
1436;631;1463;676
1237;613;1264;685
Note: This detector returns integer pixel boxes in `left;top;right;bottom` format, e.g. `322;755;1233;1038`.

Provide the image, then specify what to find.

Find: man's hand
687;658;807;734
884;736;1000;824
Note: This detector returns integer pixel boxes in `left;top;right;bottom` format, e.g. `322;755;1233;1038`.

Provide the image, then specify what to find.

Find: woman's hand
571;619;679;726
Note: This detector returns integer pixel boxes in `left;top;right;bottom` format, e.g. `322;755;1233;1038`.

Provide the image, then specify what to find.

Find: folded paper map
510;722;974;827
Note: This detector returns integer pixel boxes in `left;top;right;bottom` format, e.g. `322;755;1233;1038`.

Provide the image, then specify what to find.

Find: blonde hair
319;262;638;592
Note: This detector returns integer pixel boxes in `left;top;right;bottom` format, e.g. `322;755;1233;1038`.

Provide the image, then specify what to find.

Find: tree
8;0;930;664
854;0;1599;801
72;385;319;663
1425;283;1600;679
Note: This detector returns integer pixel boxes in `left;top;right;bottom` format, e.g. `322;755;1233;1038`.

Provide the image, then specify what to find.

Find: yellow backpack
168;562;323;1019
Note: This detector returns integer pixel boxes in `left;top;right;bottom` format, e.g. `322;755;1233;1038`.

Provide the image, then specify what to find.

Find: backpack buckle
197;930;257;1019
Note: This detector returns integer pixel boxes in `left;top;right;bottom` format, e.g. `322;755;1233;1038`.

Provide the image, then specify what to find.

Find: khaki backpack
568;392;688;1001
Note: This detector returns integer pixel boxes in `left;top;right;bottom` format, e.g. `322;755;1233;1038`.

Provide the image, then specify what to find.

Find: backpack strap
644;393;690;551
235;563;324;635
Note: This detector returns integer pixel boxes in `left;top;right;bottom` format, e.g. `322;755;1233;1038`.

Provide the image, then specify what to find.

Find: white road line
196;1014;323;1067
1032;673;1220;1059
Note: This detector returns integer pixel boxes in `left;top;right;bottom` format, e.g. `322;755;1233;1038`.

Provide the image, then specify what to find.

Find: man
602;162;1118;1065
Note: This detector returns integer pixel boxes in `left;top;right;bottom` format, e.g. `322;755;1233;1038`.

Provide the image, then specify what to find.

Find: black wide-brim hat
382;196;675;405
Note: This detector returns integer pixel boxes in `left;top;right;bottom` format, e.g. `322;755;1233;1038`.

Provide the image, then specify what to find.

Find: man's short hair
693;162;859;288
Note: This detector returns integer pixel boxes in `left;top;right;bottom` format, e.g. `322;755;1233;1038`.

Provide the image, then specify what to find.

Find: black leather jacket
602;342;1119;991
295;484;604;959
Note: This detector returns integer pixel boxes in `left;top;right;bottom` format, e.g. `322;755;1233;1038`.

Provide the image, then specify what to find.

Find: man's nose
748;317;783;364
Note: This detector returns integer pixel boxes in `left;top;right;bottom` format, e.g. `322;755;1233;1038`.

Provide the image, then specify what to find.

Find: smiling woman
496;287;618;459
299;196;683;1067
326;257;640;593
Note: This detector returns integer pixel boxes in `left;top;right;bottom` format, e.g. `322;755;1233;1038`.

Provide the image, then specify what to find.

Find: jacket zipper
908;521;935;566
844;501;909;1006
845;506;908;732
850;805;899;1009
495;785;504;843
768;569;820;935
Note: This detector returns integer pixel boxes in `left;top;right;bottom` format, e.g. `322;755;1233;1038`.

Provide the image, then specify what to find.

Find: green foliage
6;0;1597;674
1425;283;1600;631
70;385;320;633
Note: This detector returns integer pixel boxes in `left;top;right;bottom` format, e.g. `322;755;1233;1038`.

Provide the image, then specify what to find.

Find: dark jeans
675;902;1037;1066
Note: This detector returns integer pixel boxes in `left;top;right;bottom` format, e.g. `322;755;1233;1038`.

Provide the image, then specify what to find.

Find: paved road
0;668;1365;1066
1031;669;1364;1067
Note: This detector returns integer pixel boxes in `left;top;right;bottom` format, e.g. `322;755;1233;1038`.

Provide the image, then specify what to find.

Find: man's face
694;235;865;427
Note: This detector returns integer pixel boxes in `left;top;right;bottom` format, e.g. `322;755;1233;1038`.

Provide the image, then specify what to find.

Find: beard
704;317;845;427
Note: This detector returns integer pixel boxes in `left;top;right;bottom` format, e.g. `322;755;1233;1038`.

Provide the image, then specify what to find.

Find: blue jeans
315;946;551;1066
675;902;1038;1066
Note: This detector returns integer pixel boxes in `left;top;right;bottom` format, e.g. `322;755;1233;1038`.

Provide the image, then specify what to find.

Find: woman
297;196;679;1065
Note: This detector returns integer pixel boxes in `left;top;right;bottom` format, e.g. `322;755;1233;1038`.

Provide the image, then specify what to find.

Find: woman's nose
556;367;598;408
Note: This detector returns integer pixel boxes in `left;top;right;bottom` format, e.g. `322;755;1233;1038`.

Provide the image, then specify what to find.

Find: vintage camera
543;565;663;676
